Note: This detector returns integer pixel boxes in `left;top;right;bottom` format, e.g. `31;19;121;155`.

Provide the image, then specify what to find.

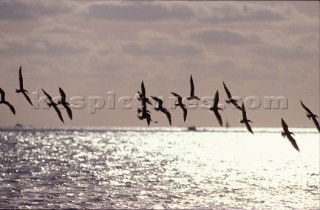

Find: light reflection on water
0;127;319;209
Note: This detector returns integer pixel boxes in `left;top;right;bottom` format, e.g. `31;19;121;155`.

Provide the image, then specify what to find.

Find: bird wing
245;121;253;134
0;88;5;101
52;105;64;123
42;89;52;102
190;75;195;96
241;102;247;120
65;104;73;120
59;87;66;99
151;96;163;108
19;66;24;89
171;92;182;100
181;105;187;122
233;101;242;110
22;91;33;106
213;109;223;127
162;109;172;125
311;116;320;132
281;118;289;133
223;82;232;98
287;134;300;152
141;81;146;96
300;100;312;115
4;101;16;115
213;90;219;107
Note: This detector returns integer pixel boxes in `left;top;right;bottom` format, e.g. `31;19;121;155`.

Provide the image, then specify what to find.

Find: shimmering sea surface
0;127;319;209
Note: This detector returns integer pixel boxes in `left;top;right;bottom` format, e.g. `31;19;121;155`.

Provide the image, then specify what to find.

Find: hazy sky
0;1;319;128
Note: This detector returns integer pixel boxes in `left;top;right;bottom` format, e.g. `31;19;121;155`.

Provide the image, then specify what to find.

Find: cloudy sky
0;0;319;128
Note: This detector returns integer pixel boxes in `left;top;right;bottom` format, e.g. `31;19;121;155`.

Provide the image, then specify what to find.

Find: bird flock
0;67;319;152
136;75;319;152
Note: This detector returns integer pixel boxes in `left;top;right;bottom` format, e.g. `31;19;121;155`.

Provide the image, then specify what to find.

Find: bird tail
281;131;286;138
307;114;312;119
47;102;52;108
240;119;244;124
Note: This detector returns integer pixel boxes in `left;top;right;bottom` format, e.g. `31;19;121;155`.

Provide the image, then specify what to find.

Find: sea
0;127;319;209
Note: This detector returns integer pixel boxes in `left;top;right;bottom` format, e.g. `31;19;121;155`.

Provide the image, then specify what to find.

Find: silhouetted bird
187;75;200;100
171;92;187;122
223;81;242;110
137;105;157;126
57;87;72;120
16;66;33;106
151;96;171;125
300;100;320;132
281;118;300;152
42;89;64;123
137;81;152;106
0;88;15;115
208;90;224;127
240;102;253;134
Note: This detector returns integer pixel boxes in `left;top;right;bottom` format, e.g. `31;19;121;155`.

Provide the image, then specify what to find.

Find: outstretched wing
245;121;253;134
65;105;73;120
190;75;195;96
287;134;300;152
22;91;33;106
171;92;182;100
151;96;163;108
312;117;320;132
181;105;187;122
300;100;313;115
241;102;247;120
213;90;219;107
52;105;64;123
141;81;146;96
213;109;223;127
0;88;5;101
4;101;16;115
281;118;289;133
223;81;232;98
19;66;24;89
162;109;172;125
42;89;52;102
59;87;66;99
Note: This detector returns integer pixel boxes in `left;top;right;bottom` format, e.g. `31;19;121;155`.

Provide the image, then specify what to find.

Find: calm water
0;127;319;209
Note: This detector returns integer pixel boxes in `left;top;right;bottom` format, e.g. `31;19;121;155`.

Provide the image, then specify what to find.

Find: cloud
0;0;71;21
201;3;285;23
252;45;314;60
84;2;195;21
188;28;262;45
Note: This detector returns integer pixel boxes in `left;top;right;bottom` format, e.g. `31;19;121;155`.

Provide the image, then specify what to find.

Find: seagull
300;100;320;132
137;105;156;126
240;102;253;134
171;92;187;122
137;81;152;106
281;118;300;152
57;87;72;120
208;90;224;127
16;66;33;106
223;81;242;110
187;75;200;100
0;88;16;115
151;96;171;125
42;89;64;123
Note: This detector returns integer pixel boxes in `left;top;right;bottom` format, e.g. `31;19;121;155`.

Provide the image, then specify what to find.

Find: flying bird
208;90;224;127
42;89;64;123
240;102;253;134
16;66;33;106
57;87;72;120
151;96;172;125
300;100;320;132
0;88;16;115
281;118;300;152
187;75;200;100
223;81;242;110
171;92;187;122
137;81;152;106
137;105;156;126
